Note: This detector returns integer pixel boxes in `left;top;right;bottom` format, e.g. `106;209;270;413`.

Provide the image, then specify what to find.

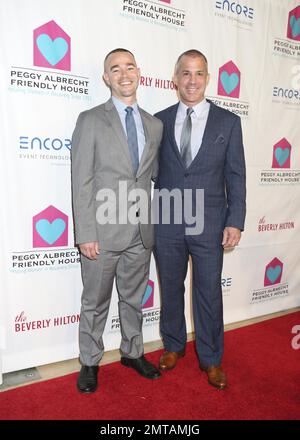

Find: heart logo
275;147;290;166
290;15;300;38
142;284;153;306
266;265;282;284
36;34;68;66
36;218;66;245
220;71;239;95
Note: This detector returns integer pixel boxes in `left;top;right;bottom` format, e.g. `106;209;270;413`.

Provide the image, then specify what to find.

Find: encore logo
215;0;254;19
33;20;71;71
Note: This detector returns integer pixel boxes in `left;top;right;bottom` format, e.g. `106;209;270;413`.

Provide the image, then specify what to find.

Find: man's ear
103;72;110;87
206;73;210;87
173;73;178;90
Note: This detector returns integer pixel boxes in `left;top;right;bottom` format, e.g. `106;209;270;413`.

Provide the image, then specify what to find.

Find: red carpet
1;311;300;420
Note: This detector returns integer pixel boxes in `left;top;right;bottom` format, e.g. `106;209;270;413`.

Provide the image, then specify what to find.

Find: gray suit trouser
79;226;151;366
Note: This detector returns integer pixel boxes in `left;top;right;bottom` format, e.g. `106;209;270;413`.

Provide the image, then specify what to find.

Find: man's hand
79;242;100;260
222;227;241;249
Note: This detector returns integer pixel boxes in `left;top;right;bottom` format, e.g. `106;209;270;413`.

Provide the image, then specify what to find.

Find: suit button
184;173;189;177
135;178;138;182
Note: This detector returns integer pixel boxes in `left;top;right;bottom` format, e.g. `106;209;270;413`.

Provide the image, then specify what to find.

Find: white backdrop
1;0;300;377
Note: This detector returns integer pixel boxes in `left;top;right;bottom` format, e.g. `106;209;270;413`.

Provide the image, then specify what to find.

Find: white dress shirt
175;98;210;161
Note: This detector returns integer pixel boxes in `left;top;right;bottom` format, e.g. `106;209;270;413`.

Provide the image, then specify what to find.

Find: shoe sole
208;381;227;390
159;364;175;371
199;365;227;390
121;358;161;379
77;386;98;394
159;352;185;371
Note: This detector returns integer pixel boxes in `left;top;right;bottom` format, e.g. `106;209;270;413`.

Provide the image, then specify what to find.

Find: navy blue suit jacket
154;100;246;241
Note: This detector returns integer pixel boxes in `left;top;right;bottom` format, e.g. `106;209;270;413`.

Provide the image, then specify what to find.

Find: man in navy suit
154;50;246;389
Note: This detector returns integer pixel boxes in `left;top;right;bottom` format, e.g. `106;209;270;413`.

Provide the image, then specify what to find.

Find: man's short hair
175;49;208;73
104;48;136;70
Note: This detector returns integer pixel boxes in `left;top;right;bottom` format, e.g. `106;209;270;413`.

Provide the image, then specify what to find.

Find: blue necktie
180;107;194;168
125;106;139;175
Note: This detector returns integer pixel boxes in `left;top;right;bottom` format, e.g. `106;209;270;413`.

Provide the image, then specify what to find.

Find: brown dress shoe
200;364;227;389
159;350;185;370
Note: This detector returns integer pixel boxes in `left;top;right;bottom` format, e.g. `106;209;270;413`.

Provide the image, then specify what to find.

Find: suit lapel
103;99;133;173
199;101;219;148
189;101;218;168
137;107;151;177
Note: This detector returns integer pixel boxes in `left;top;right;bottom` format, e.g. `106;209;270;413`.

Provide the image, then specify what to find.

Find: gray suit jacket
71;98;163;251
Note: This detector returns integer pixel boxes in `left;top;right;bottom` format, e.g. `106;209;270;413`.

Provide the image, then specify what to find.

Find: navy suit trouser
155;234;224;367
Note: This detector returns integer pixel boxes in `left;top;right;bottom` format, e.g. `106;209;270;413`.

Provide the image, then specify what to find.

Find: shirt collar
178;98;209;119
112;96;138;114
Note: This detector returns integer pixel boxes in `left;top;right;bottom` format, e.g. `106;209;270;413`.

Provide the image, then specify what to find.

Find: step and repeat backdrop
1;0;300;374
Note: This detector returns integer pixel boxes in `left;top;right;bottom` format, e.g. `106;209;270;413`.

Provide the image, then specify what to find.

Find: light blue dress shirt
112;96;146;161
175;98;210;160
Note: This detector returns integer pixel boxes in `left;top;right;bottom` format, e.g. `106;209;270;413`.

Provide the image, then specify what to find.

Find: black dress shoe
77;365;99;393
121;355;161;379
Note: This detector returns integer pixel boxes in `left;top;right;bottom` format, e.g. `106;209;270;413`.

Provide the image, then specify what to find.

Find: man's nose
120;69;128;78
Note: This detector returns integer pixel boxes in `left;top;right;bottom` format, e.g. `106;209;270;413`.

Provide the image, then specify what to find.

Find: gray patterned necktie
125;106;139;175
180;107;194;168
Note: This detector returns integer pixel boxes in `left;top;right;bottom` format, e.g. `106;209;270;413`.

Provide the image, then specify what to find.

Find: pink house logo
160;0;171;3
218;61;241;98
272;138;291;168
287;6;300;41
34;20;71;71
264;258;283;287
33;205;68;248
142;280;154;309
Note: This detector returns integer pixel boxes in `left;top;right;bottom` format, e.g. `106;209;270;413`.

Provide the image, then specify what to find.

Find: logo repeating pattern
218;61;241;98
33;205;68;248
287;6;300;41
34;20;71;71
264;258;283;287
142;280;154;309
272;138;291;169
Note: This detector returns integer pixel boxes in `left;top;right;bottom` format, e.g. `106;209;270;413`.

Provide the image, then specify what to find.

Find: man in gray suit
71;48;163;393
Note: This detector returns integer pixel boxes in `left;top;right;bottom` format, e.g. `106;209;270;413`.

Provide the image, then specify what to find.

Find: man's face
174;55;210;107
103;51;140;103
